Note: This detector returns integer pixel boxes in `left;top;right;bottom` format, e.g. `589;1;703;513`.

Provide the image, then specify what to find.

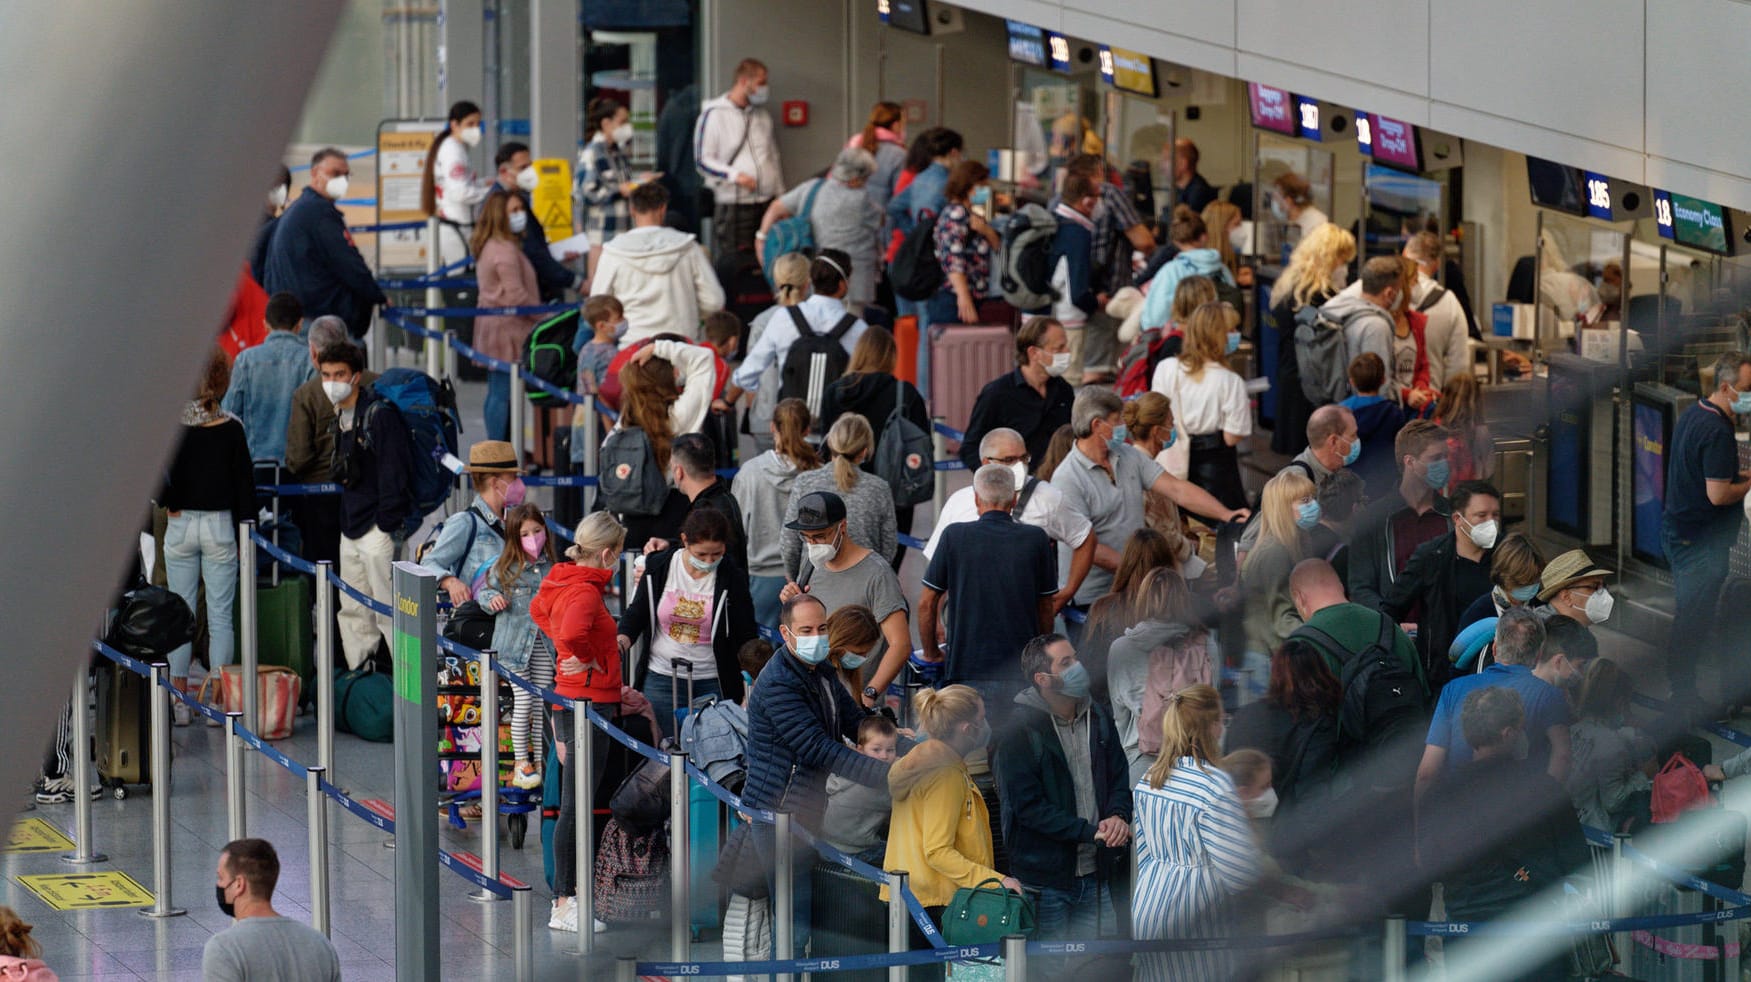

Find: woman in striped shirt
1132;683;1263;981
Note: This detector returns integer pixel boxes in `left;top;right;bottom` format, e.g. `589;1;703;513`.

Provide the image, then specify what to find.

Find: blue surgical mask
1733;388;1751;415
1225;331;1241;355
1423;459;1451;491
1509;583;1540;603
840;652;868;671
1164;428;1177;450
1052;662;1091;700
741;670;754;689
1342;436;1361;467
686;551;721;574
1295;499;1323;529
792;634;830;665
1112;424;1129;443
970;185;992;207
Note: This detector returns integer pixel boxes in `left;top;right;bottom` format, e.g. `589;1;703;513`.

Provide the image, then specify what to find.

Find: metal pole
669;749;690;962
775;811;795;982
1002;934;1027;982
614;956;638;982
316;561;335;782
1613;832;1631;970
575;700;595;956
225;712;246;842
307;766;330;936
443;327;458;383
470;652;503;903
140;663;185;917
1724;894;1742;981
509;364;526;463
425;215;442;378
931;415;948;519
61;663;105;865
580;399;599;514
370;308;387;373
1382;915;1406;982
887;870;910;982
512;884;533;981
237;520;258;733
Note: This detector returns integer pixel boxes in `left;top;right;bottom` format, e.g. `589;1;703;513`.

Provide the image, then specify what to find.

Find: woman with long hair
1082;528;1178;700
820;326;929;568
1566;658;1653;833
0;906;53;981
825;604;883;698
1436;369;1494;487
1201;199;1249;283
477;502;559;789
931;160;1000;327
850;101;907;216
470;191;541;442
1122;392;1198;568
1107;568;1214;782
420;99;488;264
1390;256;1439;412
732;397;820;630
1132;684;1262;982
736;252;812;452
1152;302;1251;561
1268;223;1357;455
1033;424;1077;482
1240;468;1318;659
1225;638;1341;813
780;413;897;578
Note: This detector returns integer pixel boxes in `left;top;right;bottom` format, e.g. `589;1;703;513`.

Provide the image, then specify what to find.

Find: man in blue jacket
995;634;1133;943
487;141;580;301
263;148;387;339
742;594;888;956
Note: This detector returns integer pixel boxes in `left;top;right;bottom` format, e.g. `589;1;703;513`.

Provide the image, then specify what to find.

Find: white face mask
1043;351;1071;377
515;166;539;192
1181;554;1208;581
508;210;528;233
268;184;288;209
322;379;354;405
613;122;635;146
804;541;837;567
1462;517;1499;550
458;124;483;147
1228;224;1248;256
748;85;771;106
1583;586;1614;624
323;174;349;200
1007;461;1028;492
1244;787;1279;819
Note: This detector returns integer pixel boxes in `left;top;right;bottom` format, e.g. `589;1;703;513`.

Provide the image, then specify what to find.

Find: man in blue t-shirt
1662;352;1751;706
1414;608;1585;811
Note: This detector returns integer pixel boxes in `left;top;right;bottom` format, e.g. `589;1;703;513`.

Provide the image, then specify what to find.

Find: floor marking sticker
15;872;154;911
5;819;75;854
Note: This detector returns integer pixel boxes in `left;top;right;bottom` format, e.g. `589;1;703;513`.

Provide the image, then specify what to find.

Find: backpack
598;426;669;517
1136;628;1214;756
524;309;581;407
1292;615;1425;749
334;665;394;742
106;586;195;658
778;307;855;417
999;202;1059;310
354;368;463;539
1293;304;1371;406
679;694;750;792
761;179;823;285
1651;753;1713;823
890;213;944;301
592;817;670;922
1416;285;1448;313
873;376;934;507
1115;328;1181;399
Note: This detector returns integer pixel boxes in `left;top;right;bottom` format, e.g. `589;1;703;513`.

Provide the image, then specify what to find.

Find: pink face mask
502;477;528;508
521;531;547;560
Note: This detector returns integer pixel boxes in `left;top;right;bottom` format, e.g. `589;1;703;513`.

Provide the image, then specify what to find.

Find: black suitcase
549;424;583;531
95;663;150;794
446;284;486;381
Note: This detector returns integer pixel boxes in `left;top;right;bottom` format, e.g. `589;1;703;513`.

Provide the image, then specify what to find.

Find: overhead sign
1670;192;1731;254
1046;31;1073;73
1295;97;1322;142
1098;46;1157;97
1247;83;1296;136
1654;189;1676;240
376;119;446;272
1006;20;1046;67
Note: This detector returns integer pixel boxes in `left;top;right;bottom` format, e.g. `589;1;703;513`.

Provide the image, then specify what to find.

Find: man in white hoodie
591;182;725;348
695;58;784;258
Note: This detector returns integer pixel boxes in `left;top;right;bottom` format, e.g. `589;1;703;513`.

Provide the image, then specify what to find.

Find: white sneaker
548;899;578;933
594;918;609;933
172;701;191;728
510;766;542;790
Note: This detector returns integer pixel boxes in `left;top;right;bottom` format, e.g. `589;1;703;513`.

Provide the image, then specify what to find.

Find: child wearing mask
477;502;559;789
822;715;899;864
574;294;625;396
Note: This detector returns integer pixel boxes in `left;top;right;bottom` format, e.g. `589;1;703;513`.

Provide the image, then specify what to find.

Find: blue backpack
368;368;462;539
761;179;823;285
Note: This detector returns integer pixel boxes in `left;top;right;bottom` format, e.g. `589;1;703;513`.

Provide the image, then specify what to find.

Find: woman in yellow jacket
883;685;1022;979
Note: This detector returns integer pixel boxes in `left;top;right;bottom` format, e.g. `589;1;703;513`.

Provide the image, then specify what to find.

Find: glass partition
1015;68;1095;194
1251;134;1333;267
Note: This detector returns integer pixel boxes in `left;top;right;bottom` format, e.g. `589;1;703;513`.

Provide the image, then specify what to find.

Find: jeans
642;668;721;740
337;526;396;670
753;816;818;956
1029;875;1111;942
163;510;238;680
1663;518;1735;699
485;369;511;442
549;703;617;897
750;575;787;635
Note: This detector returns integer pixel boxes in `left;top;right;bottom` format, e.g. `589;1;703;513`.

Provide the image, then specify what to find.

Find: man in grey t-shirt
203;838;341;982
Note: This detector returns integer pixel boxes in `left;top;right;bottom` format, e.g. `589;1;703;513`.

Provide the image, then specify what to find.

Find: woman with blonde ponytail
724;252;811;450
1132;684;1262;981
780;412;897;575
733;397;821;630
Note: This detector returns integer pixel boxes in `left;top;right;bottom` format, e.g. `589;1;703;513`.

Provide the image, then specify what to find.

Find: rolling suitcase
95;663;150;794
253;575;314;685
929;324;1013;437
548;424;583;531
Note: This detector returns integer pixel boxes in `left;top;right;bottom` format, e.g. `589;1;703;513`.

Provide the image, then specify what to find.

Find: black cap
784;491;847;532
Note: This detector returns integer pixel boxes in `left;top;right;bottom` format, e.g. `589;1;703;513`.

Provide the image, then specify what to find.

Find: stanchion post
369;308;387;373
61;662;105;865
614;956;638;982
512;884;533;981
315;561;336;783
140;663;185;917
469;653;503;903
225;712;247;842
443;327;458;382
307;766;330;936
1723;894;1742;981
424;215;442;377
931;416;948;518
775;811;795;982
1612;832;1631;970
509;364;526;465
1002;934;1027;982
575;700;595;957
580;400;599;513
669;749;690;962
238;520;258;733
1382;915;1406;982
886;870;910;982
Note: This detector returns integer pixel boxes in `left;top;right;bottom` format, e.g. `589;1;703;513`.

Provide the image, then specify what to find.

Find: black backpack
1292;614;1426;749
524;309;581;407
599;426;670;517
778;307;855;417
890;213;944;301
872;376;933;507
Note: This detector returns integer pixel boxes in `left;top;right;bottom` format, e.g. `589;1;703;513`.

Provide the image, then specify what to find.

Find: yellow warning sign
15;872;154;912
531;158;574;244
5;819;74;854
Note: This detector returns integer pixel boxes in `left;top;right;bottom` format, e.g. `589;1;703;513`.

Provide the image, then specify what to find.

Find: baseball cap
784;491;847;532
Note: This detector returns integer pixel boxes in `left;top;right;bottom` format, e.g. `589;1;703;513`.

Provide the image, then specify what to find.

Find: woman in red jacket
530;511;625;934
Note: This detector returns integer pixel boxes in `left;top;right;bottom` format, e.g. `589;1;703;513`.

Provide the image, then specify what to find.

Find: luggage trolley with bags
436;651;540;848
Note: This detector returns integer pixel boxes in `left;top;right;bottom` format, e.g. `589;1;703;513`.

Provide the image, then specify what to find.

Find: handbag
941;877;1036;945
442;600;496;653
761;178;823;284
608;739;675;830
198;665;303;740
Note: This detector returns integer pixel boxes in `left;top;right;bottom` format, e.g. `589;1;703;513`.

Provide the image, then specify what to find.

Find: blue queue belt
348;220;426;235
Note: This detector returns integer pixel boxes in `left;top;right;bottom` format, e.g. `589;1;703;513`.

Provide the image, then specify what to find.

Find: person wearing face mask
577;97;648;270
1316;256;1405;405
1152;301;1253;573
923;160;1001;329
1268;171;1330;244
742;594;890;955
1139;209;1238;333
470;191;542;442
423;439;525;606
918;465;1058;729
1224;640;1340;859
1535;550;1618;632
959;316;1076;472
1384;481;1503;692
474;502;559;790
1662;351;1751;710
224;165;295;359
758;148;883;313
1457;532;1546;634
202;839;341;981
284;318;378;570
1269;224;1358;456
1241;469;1322;670
995;634;1133;945
1121;393;1202;572
1238;404;1361;556
617;507;756;739
696;58;784;258
488;140;580;301
1347;419;1453;611
420;100;490;265
261;147;387;340
1035;172;1106;384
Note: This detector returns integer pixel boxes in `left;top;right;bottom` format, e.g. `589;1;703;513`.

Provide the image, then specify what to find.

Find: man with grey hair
1401;230;1472;385
920;463;1058;725
1050;387;1247;642
922;426;1098;611
757;147;883;310
284;315;379;568
1416;606;1576;809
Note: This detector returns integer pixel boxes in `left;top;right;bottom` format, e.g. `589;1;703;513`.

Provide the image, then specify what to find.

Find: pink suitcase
929;323;1015;437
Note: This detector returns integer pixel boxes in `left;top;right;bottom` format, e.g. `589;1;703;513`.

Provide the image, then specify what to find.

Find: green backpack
335;666;394;743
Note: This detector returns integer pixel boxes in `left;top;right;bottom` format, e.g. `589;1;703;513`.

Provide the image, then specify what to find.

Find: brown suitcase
928;324;1014;437
95;663;150;791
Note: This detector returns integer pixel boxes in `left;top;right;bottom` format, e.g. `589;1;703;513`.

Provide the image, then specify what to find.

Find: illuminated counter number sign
1357;113;1374;155
1654;190;1675;241
1584;172;1613;220
1048;33;1072;72
1296;97;1322;141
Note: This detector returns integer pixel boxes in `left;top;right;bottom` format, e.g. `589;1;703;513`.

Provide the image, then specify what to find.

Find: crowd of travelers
69;54;1751;982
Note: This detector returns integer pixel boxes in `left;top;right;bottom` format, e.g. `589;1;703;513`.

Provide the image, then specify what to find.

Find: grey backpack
999;202;1060;311
1293;304;1369;406
599;426;669;517
873;377;934;507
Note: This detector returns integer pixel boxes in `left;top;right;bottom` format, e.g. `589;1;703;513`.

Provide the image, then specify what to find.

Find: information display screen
1546;362;1587;538
1526;156;1586;216
1248;83;1296;136
880;0;930;34
1006;20;1045;66
1098;46;1157;97
1670;192;1730;254
1631;399;1669;565
1368;115;1420;171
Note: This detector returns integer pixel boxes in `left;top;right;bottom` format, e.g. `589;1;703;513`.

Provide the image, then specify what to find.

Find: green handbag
941;878;1036;945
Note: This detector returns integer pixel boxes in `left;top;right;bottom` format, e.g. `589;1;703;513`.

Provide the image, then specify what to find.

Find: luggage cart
436;652;539;848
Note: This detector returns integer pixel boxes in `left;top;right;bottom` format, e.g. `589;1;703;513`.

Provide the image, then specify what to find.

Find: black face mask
216;882;236;918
